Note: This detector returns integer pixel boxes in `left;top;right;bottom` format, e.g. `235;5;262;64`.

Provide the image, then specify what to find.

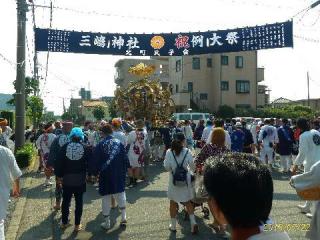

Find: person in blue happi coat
94;124;129;231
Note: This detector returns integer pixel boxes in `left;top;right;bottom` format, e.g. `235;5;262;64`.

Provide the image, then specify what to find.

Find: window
207;58;212;68
187;82;193;92
235;56;243;68
221;81;229;91
221;55;228;65
236;80;250;93
192;57;200;70
176;84;179;93
200;93;208;100
176;60;181;72
191;114;203;120
179;114;190;120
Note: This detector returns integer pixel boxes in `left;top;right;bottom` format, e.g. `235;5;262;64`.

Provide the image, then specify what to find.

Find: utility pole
15;0;27;150
31;1;38;96
307;71;310;107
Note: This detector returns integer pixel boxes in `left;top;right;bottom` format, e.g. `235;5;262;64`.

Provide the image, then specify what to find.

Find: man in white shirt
292;118;320;216
258;119;279;167
0;146;22;240
201;120;213;143
35;123;56;186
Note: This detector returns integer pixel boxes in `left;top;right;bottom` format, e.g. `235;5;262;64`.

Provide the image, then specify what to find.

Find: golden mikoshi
115;63;174;126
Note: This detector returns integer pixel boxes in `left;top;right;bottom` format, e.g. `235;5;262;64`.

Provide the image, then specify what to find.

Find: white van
173;112;211;124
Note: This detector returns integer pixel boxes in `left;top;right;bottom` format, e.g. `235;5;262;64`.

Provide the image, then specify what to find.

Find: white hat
235;122;242;128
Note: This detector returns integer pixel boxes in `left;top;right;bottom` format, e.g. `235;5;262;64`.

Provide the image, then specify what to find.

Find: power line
0;52;16;67
293;34;320;43
41;0;53;96
293;0;320;22
0;52;26;68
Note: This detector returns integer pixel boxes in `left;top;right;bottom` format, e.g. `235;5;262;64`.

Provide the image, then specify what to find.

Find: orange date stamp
264;223;310;232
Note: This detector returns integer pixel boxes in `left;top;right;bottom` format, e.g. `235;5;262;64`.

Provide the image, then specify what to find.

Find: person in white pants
0;146;22;240
258;119;278;166
277;119;294;173
94;124;129;230
292;118;320;218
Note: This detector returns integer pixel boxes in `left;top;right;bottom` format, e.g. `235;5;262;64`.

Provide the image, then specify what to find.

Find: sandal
60;223;71;230
74;224;82;232
169;224;176;232
120;219;127;227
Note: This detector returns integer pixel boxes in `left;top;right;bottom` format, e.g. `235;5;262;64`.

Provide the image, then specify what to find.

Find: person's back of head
171;132;185;156
206;120;213;127
204;152;273;230
211;128;225;148
282;118;289;126
297;118;310;133
69;127;84;143
214;119;223;128
100;124;113;138
313;119;320;130
264;119;271;125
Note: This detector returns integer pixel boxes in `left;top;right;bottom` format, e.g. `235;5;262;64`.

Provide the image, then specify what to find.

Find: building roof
82;100;108;108
271;97;292;104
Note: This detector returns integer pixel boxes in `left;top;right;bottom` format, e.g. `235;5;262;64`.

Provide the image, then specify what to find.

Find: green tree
217;105;235;118
26;96;44;127
108;100;117;119
41;111;57;123
7;77;39;108
61;111;74;121
93;106;106;121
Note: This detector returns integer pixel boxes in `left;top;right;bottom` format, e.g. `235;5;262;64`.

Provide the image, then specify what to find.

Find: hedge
15;143;36;169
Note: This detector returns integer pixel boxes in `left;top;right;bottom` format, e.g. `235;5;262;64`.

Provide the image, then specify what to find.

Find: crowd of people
1;115;320;239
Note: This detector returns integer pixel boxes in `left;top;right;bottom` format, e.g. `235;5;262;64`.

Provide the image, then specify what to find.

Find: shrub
15;143;36;169
217;105;235;118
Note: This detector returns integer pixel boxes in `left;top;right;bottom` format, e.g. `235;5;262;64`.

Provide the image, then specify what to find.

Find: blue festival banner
35;21;293;56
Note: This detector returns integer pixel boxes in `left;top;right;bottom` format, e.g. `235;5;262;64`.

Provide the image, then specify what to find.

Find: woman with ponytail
163;132;198;234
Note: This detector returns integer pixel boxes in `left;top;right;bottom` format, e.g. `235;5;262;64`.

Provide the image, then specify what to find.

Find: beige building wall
169;51;264;112
257;84;271;108
114;52;267;113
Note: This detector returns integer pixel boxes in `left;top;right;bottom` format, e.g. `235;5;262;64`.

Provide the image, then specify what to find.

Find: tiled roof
271;97;292;104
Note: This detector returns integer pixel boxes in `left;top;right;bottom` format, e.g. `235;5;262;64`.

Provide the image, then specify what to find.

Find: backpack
172;150;189;187
262;126;273;139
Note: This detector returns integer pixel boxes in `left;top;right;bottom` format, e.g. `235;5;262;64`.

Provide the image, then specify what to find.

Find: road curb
5;153;38;240
5;176;33;240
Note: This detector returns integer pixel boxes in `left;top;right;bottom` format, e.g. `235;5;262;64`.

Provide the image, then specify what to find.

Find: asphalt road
12;159;310;240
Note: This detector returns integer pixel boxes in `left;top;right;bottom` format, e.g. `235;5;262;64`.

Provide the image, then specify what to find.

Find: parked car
172;112;211;124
